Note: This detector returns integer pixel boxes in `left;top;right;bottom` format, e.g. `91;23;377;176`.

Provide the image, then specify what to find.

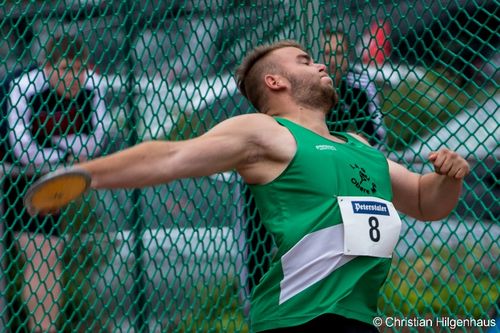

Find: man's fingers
428;149;470;179
429;151;446;173
452;164;470;179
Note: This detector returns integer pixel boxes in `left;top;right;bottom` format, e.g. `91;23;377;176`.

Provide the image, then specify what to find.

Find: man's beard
288;73;338;112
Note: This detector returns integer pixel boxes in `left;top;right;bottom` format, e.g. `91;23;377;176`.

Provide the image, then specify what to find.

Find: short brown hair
235;40;305;112
45;34;89;65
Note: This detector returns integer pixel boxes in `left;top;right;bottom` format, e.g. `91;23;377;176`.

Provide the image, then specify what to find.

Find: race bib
338;196;402;258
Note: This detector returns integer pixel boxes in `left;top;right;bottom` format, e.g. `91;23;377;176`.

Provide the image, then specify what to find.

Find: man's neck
271;107;330;135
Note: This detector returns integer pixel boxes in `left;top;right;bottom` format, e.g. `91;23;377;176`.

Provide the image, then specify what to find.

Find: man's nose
316;63;327;72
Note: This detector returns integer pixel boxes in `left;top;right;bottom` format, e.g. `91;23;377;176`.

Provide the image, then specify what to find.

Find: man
4;34;107;332
246;29;388;297
71;40;468;332
246;29;387;293
324;29;386;146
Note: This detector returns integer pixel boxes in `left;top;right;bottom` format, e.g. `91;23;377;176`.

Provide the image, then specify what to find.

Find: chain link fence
0;1;498;332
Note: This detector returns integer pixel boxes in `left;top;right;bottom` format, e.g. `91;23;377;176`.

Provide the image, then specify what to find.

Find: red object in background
363;19;392;66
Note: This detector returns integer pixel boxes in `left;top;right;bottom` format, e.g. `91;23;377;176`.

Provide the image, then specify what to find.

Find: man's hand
428;149;470;179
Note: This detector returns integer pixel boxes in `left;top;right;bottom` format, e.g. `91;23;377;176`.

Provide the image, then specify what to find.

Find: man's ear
264;74;287;91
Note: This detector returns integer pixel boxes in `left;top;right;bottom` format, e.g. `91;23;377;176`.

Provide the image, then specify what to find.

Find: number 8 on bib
338;196;402;258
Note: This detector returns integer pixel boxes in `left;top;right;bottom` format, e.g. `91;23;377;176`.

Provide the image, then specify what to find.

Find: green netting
0;1;498;332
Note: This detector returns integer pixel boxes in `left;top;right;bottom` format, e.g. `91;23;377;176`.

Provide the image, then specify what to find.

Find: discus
23;168;91;216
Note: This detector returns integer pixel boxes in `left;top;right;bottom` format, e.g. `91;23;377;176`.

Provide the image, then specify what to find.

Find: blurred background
0;1;498;332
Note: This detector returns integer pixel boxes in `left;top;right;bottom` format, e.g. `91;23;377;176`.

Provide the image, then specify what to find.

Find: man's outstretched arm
75;115;260;189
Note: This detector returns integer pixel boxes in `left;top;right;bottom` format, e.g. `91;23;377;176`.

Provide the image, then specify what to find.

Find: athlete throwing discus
41;40;469;332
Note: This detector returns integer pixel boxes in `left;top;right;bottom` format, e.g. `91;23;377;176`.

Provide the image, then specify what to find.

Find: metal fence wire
0;1;498;332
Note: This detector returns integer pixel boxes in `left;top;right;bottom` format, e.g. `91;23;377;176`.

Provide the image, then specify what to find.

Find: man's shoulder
221;113;279;128
11;66;42;80
10;67;45;91
211;113;287;144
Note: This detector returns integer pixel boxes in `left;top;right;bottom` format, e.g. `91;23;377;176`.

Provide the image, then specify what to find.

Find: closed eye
297;54;312;65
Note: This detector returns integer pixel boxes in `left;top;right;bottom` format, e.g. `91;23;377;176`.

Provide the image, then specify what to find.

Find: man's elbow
418;206;457;222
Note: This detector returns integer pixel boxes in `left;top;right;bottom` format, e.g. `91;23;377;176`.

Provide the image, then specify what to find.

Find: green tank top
249;117;394;331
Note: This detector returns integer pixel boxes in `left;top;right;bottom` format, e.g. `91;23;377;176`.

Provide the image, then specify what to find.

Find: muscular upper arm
388;159;422;218
83;113;293;189
166;114;287;180
167;117;255;177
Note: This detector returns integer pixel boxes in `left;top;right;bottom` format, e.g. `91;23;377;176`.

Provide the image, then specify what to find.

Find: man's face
323;33;349;83
271;46;337;111
47;58;86;99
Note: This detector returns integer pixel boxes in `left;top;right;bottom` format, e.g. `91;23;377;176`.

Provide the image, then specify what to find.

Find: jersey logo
350;163;377;194
315;144;337;151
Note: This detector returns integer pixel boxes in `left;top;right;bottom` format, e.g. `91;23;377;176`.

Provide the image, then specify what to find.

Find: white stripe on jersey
279;224;356;304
